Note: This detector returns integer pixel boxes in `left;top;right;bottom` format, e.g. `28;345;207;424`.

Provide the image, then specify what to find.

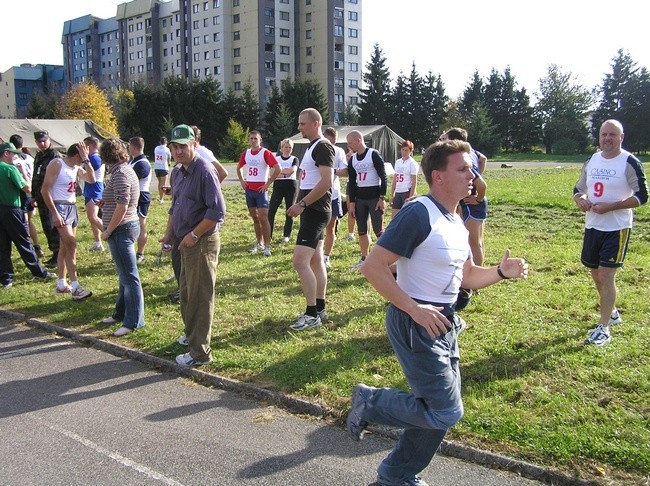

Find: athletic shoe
2;282;12;289
317;309;329;322
101;317;119;325
344;233;355;242
249;243;264;253
71;286;92;300
32;271;56;281
34;245;44;259
351;259;365;270
263;246;272;257
55;284;72;296
347;384;372;441
170;289;181;304
586;325;611;346
609;309;622;326
136;253;145;263
455;315;467;335
89;241;105;252
289;314;322;331
175;352;212;367
44;256;58;268
370;477;430;486
177;335;189;346
281;236;290;243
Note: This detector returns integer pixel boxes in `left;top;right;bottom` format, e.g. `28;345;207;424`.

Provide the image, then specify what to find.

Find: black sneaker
44;256;58;268
34;245;44;259
170;289;180;304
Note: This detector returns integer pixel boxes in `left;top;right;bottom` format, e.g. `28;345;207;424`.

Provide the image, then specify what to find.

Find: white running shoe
249;243;264;253
263;246;272;257
89;241;105;252
290;314;322;331
586;324;611;346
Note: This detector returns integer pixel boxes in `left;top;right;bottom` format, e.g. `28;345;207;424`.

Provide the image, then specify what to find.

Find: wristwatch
190;231;199;242
299;200;307;208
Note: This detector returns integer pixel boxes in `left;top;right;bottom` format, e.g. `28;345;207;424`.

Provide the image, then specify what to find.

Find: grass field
1;164;649;484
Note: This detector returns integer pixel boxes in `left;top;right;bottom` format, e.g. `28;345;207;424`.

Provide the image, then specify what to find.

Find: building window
349;45;358;55
348;0;358;3
214;32;221;42
349;96;358;105
306;46;312;56
265;43;274;52
234;64;241;73
204;34;209;43
213;15;220;25
280;63;290;72
233;48;240;57
213;0;220;7
233;0;239;5
334;25;343;36
264;60;275;70
334;78;344;87
233;14;240;23
280;11;289;21
335;94;344;103
214;48;221;57
306;13;311;22
349;79;358;88
204;18;209;27
204;51;210;60
233;31;240;40
334;60;343;71
138;65;144;73
334;7;343;18
280;45;290;55
214;65;221;75
194;68;201;76
194;53;200;61
280;28;289;38
163;48;168;56
306;30;312;39
264;25;274;35
234;81;241;90
349;28;358;38
128;25;133;33
193;20;199;29
264;7;274;18
349;11;358;21
193;4;199;13
193;36;200;45
349;62;359;71
203;2;209;10
137;36;144;45
205;67;210;76
306;64;312;73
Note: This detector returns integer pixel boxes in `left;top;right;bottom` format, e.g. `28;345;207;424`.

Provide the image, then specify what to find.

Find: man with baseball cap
32;130;62;267
0;143;53;288
160;125;226;367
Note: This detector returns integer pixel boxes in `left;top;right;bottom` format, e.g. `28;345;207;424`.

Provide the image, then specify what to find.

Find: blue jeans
365;304;464;485
107;221;144;330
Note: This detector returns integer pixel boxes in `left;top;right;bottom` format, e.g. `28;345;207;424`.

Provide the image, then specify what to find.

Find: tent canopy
0;119;112;154
289;125;405;164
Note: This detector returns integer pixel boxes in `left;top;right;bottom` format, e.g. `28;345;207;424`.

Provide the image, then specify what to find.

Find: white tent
0;119;115;154
289;125;405;164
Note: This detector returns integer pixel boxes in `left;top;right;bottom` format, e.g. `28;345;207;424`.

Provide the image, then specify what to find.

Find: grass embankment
1;165;648;484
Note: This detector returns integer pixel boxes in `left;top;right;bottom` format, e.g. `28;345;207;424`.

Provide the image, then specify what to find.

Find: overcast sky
3;1;647;100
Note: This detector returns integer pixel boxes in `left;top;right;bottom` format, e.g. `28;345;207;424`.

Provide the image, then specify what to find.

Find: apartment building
60;0;362;123
0;64;65;118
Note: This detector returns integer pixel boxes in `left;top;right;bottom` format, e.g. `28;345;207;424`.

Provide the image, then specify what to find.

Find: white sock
57;279;67;289
71;280;80;290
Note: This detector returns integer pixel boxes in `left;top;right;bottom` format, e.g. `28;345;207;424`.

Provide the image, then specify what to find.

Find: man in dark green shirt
0;143;51;287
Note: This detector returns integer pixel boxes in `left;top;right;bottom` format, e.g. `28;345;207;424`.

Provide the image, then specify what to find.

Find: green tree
281;78;330;125
535;64;592;153
388;72;410;138
55;82;119;137
265;101;294;151
111;89;135;139
339;102;359;126
238;79;260;131
220;119;249;162
592;50;650;152
25;91;58;119
509;87;541;152
459;70;484;116
187;77;226;152
357;43;392;125
419;72;448;147
467;102;501;157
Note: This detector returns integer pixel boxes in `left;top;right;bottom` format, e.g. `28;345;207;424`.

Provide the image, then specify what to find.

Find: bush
552;138;579;155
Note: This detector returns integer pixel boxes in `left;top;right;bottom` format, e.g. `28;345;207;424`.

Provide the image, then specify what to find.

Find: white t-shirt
50;159;80;203
331;145;348;200
154;144;172;170
393;156;419;193
13;153;34;184
351;148;382;188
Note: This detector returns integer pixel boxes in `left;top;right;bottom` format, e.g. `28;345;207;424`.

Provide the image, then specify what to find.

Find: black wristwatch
299;200;307;208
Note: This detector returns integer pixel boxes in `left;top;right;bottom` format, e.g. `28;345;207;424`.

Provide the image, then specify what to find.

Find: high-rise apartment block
60;0;362;123
0;64;65;118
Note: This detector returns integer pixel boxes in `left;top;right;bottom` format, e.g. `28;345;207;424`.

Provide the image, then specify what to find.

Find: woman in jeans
98;138;145;336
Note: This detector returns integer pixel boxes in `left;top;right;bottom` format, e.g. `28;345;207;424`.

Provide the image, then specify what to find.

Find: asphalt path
0;316;555;486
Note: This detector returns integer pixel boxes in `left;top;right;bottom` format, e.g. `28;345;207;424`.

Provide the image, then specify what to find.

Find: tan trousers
179;231;220;361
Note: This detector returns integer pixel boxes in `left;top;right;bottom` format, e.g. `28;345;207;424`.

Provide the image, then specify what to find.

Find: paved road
0;317;548;486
